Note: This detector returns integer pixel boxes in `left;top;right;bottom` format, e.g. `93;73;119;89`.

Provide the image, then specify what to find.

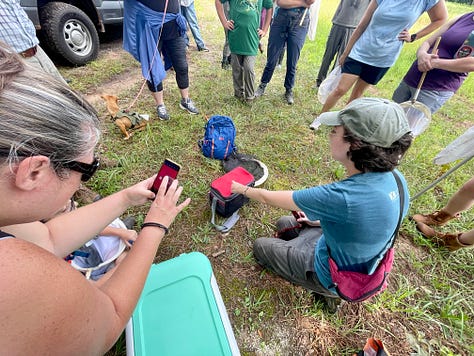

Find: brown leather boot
411;209;459;227
416;221;471;251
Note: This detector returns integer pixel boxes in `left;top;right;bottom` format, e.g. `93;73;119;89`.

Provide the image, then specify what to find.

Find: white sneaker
309;117;322;130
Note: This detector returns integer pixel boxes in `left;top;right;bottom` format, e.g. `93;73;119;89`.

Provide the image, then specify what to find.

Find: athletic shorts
342;57;390;85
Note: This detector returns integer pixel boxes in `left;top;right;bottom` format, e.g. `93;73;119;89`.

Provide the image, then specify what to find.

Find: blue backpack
200;115;236;160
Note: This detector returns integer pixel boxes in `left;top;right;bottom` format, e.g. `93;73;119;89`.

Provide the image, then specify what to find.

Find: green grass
60;1;474;354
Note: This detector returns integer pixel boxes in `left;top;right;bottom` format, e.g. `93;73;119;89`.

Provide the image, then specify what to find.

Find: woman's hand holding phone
122;176;157;206
151;159;181;194
145;176;191;229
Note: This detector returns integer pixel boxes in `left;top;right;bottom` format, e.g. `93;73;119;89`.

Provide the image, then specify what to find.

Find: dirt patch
84;69;144;108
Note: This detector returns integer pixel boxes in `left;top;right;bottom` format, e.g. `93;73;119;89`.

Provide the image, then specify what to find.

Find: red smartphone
150;159;181;194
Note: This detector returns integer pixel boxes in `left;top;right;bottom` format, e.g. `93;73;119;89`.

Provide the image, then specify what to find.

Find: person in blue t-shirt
231;98;412;312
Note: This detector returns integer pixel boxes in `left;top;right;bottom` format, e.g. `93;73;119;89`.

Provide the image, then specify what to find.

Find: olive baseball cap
318;98;411;148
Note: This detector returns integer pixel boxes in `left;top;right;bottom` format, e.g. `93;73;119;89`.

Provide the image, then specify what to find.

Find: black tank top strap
0;230;15;240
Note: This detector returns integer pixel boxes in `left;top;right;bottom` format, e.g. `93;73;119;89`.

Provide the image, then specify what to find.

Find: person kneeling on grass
231;98;412;312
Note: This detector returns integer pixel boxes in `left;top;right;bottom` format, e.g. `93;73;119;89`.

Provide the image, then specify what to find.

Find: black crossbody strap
390;170;405;248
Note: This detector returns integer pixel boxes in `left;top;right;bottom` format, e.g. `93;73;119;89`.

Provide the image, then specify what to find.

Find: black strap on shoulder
390;170;405;248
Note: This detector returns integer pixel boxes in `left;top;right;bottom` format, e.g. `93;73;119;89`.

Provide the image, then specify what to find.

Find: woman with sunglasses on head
0;45;190;354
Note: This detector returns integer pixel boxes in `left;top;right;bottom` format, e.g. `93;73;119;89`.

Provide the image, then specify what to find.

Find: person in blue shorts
318;0;447;117
231;98;413;312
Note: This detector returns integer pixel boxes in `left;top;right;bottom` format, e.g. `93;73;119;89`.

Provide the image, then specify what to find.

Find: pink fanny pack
328;248;395;302
327;171;403;303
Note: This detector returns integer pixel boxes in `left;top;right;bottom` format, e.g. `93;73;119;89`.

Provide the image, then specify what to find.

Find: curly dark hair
343;127;413;172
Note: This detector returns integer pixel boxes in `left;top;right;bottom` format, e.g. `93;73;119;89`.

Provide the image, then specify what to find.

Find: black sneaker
157;104;170;120
198;46;209;52
285;89;294;105
180;98;199;115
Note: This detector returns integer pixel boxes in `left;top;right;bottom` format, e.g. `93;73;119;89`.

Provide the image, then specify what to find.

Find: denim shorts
342;57;390;85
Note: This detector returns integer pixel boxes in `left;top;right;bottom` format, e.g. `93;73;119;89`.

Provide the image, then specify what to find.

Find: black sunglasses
62;158;100;182
0;149;99;182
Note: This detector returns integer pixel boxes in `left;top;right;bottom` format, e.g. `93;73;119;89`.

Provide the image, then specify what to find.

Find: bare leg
459;229;474;245
444;177;474;216
151;91;164;106
320;73;359;113
179;87;190;100
347;78;371;103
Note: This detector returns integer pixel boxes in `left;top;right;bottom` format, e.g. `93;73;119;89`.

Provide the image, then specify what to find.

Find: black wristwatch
410;33;417;42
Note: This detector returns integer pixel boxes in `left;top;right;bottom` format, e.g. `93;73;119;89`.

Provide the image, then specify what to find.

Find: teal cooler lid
130;252;236;355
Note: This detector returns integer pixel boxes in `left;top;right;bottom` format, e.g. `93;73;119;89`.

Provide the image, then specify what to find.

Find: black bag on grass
209;167;255;232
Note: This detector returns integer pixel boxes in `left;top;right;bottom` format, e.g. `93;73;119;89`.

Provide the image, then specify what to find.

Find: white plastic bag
318;65;341;104
307;1;321;41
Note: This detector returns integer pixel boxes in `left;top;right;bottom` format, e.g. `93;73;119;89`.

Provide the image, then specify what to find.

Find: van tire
39;2;99;66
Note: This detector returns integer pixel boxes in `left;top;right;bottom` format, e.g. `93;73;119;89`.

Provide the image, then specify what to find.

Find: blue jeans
392;80;454;114
260;7;309;91
181;3;206;50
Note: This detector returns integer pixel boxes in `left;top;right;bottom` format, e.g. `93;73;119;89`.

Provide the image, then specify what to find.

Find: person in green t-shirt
216;0;273;101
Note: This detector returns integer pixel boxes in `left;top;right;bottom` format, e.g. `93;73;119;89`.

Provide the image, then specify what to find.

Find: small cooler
126;252;240;355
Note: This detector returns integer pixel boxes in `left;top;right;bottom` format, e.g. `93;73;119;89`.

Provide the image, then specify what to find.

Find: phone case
152;159;181;193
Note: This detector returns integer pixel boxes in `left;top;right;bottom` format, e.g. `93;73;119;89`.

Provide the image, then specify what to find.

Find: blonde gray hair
0;44;100;174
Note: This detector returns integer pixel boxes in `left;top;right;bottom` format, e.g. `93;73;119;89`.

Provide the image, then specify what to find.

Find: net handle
412;36;442;102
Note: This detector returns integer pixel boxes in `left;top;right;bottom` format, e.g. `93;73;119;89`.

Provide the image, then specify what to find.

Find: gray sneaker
309;117;322;130
157;104;170;120
254;83;266;97
285;89;294;105
180;97;199;115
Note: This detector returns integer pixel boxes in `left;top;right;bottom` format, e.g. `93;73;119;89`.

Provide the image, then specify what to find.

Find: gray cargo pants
253;215;337;298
